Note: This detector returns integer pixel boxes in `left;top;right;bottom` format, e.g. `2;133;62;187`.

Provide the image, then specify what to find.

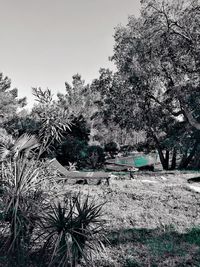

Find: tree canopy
0;73;26;123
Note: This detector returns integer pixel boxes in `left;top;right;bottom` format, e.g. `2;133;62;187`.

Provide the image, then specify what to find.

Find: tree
112;0;200;130
57;74;97;119
0;72;26;124
90;69;145;146
107;0;200;169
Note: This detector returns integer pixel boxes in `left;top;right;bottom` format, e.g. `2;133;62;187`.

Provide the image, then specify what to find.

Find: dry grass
61;170;200;266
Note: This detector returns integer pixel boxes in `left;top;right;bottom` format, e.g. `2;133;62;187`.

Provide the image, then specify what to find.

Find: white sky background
0;0;141;107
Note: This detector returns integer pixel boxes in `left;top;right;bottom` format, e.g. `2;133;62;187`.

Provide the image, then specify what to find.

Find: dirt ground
63;170;200;267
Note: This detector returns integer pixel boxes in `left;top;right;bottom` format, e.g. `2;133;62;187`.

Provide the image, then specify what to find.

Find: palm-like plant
39;194;106;267
0;128;15;160
0;157;47;265
32;87;72;158
0;131;39;161
38;103;71;157
0;133;45;266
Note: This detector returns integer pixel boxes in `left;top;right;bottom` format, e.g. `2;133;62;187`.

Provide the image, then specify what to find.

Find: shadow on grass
107;226;200;267
187;176;200;183
1;227;200;266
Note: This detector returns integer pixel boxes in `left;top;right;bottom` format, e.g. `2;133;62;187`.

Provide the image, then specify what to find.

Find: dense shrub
119;144;135;155
136;141;156;153
104;141;119;158
70;115;90;142
4;116;41;137
55;141;105;170
85;145;105;169
55;137;88;168
45;115;91;167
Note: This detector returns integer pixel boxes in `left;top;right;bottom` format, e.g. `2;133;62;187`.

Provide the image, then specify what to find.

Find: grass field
63;171;200;267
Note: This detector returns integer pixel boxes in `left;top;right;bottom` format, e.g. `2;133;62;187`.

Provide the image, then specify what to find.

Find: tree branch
148;94;183;117
182;106;200;130
176;89;200;130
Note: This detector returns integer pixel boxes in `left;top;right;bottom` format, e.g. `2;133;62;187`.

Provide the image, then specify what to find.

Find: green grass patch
106;226;200;267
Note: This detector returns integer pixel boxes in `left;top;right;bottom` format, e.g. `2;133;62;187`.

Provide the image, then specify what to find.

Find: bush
39;194;106;267
70;115;90;142
136;141;156;153
85;145;105;169
51;115;91;168
119;144;135;156
104;141;119;158
55;142;105;170
55;137;88;168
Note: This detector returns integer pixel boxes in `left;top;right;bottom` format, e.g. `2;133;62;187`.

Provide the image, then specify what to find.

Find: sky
0;0;141;107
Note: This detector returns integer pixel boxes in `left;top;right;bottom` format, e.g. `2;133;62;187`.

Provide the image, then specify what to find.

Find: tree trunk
191;146;200;169
170;148;177;170
179;143;198;169
157;147;168;170
151;132;169;170
165;150;169;170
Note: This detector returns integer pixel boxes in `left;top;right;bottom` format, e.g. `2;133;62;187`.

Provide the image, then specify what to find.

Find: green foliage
55;140;105;170
86;145;105;169
184;227;200;246
106;226;200;267
0;131;39;161
0;137;45;266
57;74;97;120
32;88;72;158
55;138;88;168
4;116;41;137
104;141;119;158
136;140;156;153
70;115;90;143
91;0;199;169
39;194;106;267
0;72;26;124
53;116;91;168
124;259;142;267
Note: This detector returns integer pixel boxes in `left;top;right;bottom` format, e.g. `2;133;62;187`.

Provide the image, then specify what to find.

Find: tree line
1;0;200;170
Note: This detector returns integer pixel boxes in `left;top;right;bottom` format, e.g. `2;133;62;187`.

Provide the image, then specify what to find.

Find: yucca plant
0;158;46;266
0;133;45;266
71;194;106;265
39;194;106;267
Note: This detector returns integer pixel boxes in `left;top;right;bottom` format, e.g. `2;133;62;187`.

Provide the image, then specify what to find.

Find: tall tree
57;74;97;119
112;0;200;130
91;69;146;146
107;0;200;168
0;72;26;123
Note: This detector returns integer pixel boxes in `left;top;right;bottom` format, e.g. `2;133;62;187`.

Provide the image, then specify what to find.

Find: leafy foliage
104;142;119;158
55;138;88;168
0;136;44;266
0;73;26;124
32;88;72;158
57;74;97;120
39;194;106;267
92;0;200;169
86;145;105;169
0;131;39;161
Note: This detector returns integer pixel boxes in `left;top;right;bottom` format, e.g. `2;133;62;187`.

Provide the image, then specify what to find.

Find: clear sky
0;0;141;107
